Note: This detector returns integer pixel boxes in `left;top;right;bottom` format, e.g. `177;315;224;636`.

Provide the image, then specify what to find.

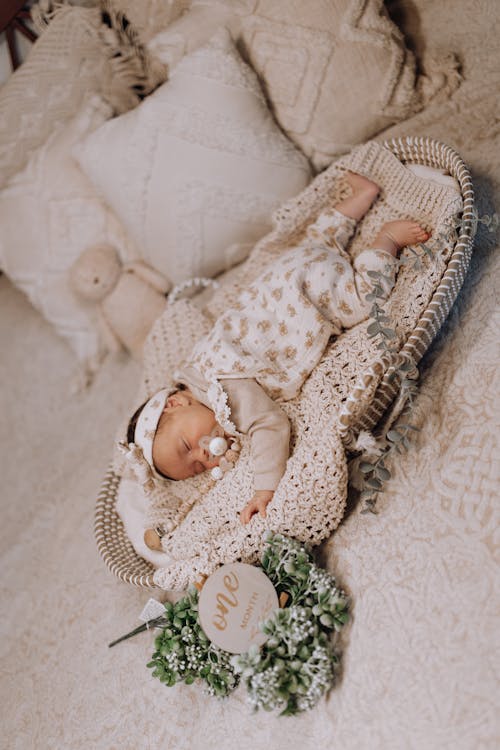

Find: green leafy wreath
110;533;350;715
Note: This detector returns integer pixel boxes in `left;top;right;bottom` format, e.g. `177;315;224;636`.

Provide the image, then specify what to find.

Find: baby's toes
416;227;430;241
409;223;427;240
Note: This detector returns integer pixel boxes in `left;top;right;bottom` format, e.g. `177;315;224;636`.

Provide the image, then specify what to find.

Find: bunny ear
117;440;131;456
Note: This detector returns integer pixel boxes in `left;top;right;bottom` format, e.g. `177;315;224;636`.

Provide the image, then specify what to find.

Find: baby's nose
195;445;209;461
193;445;217;467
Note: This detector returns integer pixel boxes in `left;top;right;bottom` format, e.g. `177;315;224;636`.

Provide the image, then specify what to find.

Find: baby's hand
239;490;274;525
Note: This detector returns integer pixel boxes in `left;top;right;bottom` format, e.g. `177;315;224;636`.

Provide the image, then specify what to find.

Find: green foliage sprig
474;210;499;236
261;533;349;632
232;609;336;714
232;533;349;715
356;233;434;512
358;422;419;514
109;534;349;715
358;211;498;512
146;588;238;697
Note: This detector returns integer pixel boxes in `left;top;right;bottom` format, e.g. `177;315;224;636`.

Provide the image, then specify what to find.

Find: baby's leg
372;220;430;257
335;171;380;221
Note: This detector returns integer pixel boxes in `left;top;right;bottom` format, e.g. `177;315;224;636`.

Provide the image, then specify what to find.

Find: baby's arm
221;378;290;524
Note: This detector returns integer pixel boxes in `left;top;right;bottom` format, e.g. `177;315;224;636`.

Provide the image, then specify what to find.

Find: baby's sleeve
221;378;290;492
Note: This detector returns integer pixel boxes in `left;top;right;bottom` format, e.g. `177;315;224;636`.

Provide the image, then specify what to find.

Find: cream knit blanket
114;141;462;590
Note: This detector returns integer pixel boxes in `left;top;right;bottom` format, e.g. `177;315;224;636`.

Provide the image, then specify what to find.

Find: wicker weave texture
338;136;475;442
95;137;476;587
95;469;156;586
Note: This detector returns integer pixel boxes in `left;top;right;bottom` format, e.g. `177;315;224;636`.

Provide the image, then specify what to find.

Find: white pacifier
199;425;240;481
208;436;228;457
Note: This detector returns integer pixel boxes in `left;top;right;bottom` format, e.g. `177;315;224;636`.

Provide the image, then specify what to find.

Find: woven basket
337;136;476;443
95;136;476;588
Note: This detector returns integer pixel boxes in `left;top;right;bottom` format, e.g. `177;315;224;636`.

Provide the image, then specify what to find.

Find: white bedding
0;0;499;747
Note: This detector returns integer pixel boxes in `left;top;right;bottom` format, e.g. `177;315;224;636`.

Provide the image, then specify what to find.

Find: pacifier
199;425;240;480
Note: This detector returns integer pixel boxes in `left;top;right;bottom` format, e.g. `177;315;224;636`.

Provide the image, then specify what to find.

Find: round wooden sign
198;563;279;654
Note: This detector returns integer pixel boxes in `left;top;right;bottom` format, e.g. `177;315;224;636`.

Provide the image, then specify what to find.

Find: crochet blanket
114;141;462;590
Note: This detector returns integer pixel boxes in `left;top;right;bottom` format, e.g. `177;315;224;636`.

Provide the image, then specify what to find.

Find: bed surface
1;0;499;747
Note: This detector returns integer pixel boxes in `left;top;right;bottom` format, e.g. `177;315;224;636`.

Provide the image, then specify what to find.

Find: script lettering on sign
212;572;240;631
198;563;279;653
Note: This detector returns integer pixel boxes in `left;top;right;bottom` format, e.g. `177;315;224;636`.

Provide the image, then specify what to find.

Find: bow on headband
117;440;157;492
118;387;172;492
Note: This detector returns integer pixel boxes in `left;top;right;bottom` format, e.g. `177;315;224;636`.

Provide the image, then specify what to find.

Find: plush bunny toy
69;243;172;360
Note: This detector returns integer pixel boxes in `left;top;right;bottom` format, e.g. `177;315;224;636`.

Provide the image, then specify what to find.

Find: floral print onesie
188;208;397;403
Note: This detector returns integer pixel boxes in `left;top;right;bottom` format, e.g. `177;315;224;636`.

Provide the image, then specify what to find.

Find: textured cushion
147;0;450;170
103;0;189;42
74;28;312;285
0;7;102;190
0;97;138;371
0;5;166;191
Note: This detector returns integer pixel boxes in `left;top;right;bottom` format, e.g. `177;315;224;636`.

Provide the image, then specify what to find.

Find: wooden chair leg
13;16;38;44
5;23;21;71
3;8;38;72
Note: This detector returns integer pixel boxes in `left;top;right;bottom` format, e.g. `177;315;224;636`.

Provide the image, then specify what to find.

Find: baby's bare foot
335;171;380;221
375;220;431;257
345;171;380;201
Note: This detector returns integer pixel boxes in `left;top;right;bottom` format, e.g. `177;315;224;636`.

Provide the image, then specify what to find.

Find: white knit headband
118;388;172;491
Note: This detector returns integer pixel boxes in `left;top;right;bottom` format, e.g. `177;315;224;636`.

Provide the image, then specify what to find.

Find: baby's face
152;391;220;480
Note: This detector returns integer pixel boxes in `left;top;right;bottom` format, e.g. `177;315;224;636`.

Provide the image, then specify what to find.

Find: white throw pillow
0;97;138;372
74;28;312;285
147;1;460;171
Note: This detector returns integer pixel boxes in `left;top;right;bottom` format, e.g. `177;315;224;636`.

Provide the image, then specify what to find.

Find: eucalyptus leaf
375;465;391;481
387;429;403;442
381;327;396;338
319;613;334;628
398;422;419;431
367;322;381;335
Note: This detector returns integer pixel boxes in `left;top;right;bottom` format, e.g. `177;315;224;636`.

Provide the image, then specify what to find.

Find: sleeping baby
121;171;429;544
